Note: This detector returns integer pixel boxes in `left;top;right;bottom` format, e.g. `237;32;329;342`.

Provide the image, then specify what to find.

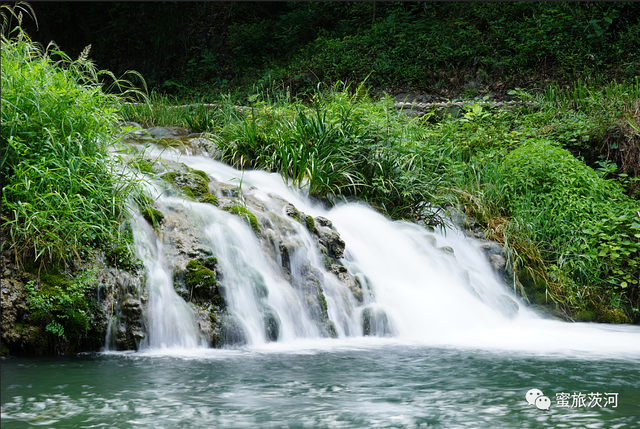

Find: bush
501;140;639;313
1;21;136;264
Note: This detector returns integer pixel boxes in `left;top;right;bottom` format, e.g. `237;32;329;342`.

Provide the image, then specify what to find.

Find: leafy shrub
25;269;96;341
1;20;136;264
501;140;639;313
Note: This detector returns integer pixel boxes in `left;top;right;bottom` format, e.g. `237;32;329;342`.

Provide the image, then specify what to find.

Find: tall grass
215;87;448;220
1;10;138;265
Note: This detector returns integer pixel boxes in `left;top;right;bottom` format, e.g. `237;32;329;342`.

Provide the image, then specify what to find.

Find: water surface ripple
2;343;639;428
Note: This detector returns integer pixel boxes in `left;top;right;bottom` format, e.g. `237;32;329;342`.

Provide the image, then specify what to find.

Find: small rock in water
438;246;455;255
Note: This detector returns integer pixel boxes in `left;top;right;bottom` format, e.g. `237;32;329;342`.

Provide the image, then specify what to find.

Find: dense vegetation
1;6;143;351
1;2;639;356
24;2;640;97
122;81;640;323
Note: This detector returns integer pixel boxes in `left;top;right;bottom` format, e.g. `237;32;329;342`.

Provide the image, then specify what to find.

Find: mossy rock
263;307;281;342
214;313;246;347
317;291;328;315
161;171;210;200
184;259;225;308
362;307;391;336
141;206;164;228
198;192;219;206
128;157;155;175
598;309;629;324
574;310;598;322
223;204;260;232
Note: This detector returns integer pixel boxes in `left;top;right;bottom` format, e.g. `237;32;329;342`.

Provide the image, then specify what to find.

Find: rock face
96;266;146;352
479;241;512;285
1;275;44;355
0;249;146;355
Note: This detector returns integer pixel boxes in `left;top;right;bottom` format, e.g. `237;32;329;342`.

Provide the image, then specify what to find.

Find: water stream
3;144;639;428
128;146;640;358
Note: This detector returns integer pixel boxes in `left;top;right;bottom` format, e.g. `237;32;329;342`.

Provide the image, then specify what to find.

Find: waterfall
115;144;640;356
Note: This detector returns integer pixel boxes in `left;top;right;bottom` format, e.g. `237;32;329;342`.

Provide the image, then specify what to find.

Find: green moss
141;206;164;228
186;259;203;271
202;257;218;271
223;204;260;233
185;259;219;303
305;215;316;233
198;192;219;206
185;260;216;289
128;157;155;175
574;310;597;322
317;291;328;315
40;272;73;290
192;170;210;182
598;309;629;324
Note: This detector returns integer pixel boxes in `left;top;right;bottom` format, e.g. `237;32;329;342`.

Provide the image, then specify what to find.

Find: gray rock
439;246;455;255
315;216;333;228
331;264;363;303
362;306;392;336
146;126;190;138
316;226;345;259
489;254;506;271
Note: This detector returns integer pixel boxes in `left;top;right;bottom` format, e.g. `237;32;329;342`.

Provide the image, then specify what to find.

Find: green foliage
24;269;96;341
218;89;446;220
0;21;139;264
501;140;639;296
27;2;640;97
105;244;137;271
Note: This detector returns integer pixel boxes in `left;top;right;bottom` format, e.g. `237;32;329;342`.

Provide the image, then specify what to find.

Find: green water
2;342;639;428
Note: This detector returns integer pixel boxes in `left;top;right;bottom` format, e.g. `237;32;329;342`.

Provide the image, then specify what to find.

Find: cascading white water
131;210;206;349
123;145;640;356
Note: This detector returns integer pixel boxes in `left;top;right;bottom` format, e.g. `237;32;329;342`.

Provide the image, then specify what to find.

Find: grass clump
218;88;445;221
1;12;139;266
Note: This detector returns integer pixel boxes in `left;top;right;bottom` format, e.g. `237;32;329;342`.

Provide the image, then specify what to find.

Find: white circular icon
525;388;544;406
535;395;551;411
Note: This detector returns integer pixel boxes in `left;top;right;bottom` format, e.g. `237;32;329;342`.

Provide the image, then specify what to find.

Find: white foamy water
122;146;640;358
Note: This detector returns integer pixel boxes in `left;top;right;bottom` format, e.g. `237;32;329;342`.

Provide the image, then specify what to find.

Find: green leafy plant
24;269;96;341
